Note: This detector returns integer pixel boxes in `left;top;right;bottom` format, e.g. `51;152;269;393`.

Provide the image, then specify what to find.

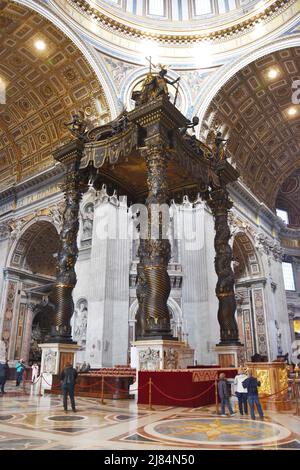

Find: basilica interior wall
0;0;299;368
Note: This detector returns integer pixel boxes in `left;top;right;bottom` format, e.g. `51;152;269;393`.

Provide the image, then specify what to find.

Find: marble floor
0;381;299;450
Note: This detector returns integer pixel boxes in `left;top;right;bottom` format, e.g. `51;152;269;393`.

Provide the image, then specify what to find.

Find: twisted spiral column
50;140;83;343
208;187;240;345
136;143;172;339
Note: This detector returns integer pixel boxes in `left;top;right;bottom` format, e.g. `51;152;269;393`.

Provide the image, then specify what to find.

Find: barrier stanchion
22;371;27;393
100;376;106;405
295;378;300;417
215;380;219;415
149;378;153;410
38;374;43;397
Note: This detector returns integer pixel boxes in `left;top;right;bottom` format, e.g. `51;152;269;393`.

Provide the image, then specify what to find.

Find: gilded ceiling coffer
50;140;84;343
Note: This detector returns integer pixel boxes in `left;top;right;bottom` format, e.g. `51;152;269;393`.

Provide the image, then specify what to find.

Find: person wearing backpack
15;359;25;387
60;362;78;412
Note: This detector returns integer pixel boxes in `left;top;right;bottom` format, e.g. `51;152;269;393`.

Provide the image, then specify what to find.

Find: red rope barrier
259;386;289;400
103;379;149;394
151;381;215;402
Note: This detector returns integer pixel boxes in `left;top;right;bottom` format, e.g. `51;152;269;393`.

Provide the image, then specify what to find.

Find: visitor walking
60;362;78;412
242;370;264;420
234;367;248;416
218;373;236;417
15;359;25;387
31;363;39;384
0;360;9;394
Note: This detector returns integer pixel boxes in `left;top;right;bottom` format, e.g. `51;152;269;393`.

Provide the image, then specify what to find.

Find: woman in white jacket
234;367;248;416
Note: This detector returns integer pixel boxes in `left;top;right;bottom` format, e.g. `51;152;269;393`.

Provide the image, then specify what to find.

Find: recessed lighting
267;68;278;79
34;39;46;51
287;107;297;116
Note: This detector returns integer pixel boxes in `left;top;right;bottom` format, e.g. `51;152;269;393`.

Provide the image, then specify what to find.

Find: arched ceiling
10;221;60;277
202;47;300;209
0;1;110;191
276;168;300;226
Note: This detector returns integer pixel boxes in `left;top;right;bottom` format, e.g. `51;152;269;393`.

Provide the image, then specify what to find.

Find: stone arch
7;218;60;277
2;218;60;361
233;232;263;280
129;297;183;340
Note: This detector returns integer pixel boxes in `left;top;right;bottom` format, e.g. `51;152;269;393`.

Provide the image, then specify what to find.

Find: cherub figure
64;110;87;138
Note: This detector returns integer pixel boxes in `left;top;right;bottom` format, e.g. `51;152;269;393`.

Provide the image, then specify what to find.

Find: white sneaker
230;413;237;416
220;414;227;417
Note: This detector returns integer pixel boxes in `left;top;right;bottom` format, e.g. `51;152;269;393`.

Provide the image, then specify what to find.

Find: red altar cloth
138;368;237;407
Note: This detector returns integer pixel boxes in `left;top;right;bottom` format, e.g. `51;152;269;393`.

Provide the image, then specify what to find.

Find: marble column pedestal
131;339;194;371
215;344;245;368
38;343;81;391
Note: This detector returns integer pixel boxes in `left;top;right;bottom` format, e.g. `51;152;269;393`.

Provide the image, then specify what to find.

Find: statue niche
73;298;88;348
81;203;94;242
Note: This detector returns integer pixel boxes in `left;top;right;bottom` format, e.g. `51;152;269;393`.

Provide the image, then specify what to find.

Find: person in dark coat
0;360;9;394
242;370;264;420
60;363;78;412
218;373;236;417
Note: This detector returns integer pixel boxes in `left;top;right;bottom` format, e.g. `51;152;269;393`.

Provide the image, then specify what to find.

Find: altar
245;362;290;411
138;368;237;407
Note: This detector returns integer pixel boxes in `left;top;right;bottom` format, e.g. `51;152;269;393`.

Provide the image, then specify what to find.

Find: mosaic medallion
47;415;85;422
144;418;291;446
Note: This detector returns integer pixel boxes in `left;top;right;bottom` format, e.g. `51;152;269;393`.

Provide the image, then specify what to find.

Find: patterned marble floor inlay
0;381;299;450
47;416;85;421
144;418;291;446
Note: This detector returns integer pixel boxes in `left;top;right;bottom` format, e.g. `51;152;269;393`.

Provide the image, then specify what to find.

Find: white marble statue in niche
81;203;94;240
44;349;57;374
73;299;88;348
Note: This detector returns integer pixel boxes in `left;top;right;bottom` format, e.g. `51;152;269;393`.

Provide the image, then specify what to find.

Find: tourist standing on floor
31;363;39;384
242;370;264;420
60;362;78;412
218;373;236;417
0;360;9;394
234;367;248;416
15;359;25;387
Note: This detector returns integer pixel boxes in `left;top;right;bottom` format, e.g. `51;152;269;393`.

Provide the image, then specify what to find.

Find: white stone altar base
131;339;194;371
215;344;245;368
0;340;6;362
38;343;81;391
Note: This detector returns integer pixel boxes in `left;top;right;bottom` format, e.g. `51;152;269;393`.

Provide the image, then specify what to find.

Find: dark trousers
62;384;76;410
220;397;234;415
236;392;248;415
248;394;264;419
0;377;6;393
16;372;23;386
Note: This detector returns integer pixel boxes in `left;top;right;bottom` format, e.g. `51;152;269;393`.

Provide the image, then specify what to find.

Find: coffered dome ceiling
276;168;300;226
202;47;300;211
0;1;110;191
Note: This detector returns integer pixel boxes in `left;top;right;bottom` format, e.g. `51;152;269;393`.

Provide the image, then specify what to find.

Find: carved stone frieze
254;232;283;262
139;347;160;370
